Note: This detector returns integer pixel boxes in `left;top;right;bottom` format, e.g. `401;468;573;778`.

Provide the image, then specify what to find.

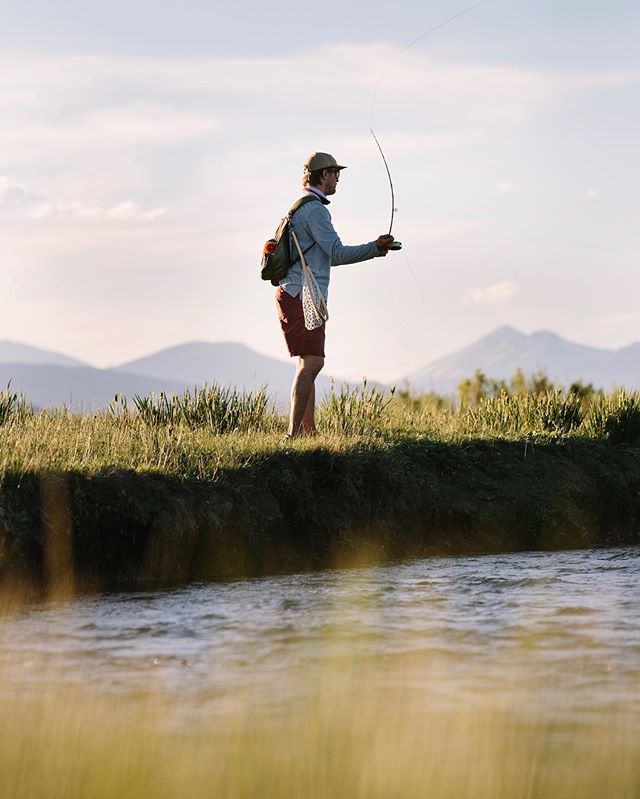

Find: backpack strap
288;193;321;217
287;194;321;266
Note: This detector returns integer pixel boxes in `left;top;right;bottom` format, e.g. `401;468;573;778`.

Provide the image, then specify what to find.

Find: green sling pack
260;194;320;286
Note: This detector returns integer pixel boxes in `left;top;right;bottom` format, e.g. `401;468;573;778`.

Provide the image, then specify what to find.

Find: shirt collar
304;185;330;205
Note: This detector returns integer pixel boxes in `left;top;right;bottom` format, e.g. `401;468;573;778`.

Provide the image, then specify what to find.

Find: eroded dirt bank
1;438;639;594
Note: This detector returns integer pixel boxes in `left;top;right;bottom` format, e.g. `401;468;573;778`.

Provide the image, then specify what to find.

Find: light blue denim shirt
279;188;380;301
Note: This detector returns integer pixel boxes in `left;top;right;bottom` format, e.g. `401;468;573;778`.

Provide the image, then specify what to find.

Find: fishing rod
370;127;400;244
369;0;495;251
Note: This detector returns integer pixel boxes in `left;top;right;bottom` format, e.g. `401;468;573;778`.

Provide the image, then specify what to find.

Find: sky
1;0;639;381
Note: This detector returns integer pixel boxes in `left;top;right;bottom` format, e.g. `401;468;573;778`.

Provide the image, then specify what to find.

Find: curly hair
302;167;327;188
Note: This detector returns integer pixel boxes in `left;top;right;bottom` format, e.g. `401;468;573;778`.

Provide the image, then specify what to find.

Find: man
275;151;395;437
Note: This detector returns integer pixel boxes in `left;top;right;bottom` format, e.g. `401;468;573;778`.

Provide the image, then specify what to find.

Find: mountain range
405;327;640;394
0;340;338;410
0;327;639;410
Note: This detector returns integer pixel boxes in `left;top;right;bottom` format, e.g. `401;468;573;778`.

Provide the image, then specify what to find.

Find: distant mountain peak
0;340;88;368
474;326;525;346
113;340;255;371
492;325;523;337
530;329;562;342
405;327;640;394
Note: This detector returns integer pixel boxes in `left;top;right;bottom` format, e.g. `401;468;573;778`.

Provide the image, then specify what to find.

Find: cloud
497;180;514;193
0;174;167;223
0;104;219;167
81;103;218;145
599;310;640;324
1;47;636;211
0;175;35;205
3;45;630;245
335;130;479;160
1;45;637;371
586;188;598;200
28;200;167;222
564;70;640;91
2;47;635;169
466;281;517;304
0;176;20;201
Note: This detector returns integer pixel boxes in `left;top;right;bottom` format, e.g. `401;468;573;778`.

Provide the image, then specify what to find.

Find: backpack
260;195;320;286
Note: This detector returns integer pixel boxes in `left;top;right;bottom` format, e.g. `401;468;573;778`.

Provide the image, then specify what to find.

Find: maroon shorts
275;286;326;358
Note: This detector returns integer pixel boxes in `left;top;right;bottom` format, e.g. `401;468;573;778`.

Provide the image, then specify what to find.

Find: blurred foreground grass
1;663;638;798
2;575;639;799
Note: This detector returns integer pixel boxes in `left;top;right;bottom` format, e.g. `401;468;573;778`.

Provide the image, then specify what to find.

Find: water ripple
1;545;639;719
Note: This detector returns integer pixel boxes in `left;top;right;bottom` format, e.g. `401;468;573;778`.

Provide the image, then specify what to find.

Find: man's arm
304;203;381;266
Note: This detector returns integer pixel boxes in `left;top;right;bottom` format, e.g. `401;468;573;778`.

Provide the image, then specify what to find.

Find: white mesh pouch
291;229;329;331
302;278;327;330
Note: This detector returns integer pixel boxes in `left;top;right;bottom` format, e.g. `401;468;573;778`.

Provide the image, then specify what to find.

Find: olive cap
304;152;347;173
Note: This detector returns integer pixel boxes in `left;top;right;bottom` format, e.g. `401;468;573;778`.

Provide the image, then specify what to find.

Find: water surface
2;547;639;722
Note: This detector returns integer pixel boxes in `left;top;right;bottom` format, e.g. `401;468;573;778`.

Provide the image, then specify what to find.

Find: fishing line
371;125;412;364
381;261;412;365
368;0;495;128
402;248;425;305
368;0;495;365
369;123;414;365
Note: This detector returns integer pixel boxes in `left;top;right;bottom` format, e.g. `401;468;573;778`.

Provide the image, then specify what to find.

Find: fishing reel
389;241;402;251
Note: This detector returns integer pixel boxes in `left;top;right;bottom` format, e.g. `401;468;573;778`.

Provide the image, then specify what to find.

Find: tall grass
318;381;395;436
0;383;639;481
0;662;637;798
582;391;640;445
0;410;281;480
0;386;32;426
460;391;585;438
131;385;275;433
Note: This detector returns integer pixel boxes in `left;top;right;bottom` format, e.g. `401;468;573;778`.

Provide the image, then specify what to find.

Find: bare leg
302;383;316;434
288;355;324;436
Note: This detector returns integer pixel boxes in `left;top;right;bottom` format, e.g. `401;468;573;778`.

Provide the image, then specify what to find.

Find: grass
0;651;638;798
0;385;31;426
318;380;396;436
583;391;640;445
130;385;272;434
1;385;640;482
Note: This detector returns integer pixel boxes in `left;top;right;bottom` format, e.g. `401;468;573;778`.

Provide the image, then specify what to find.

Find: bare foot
284;429;318;440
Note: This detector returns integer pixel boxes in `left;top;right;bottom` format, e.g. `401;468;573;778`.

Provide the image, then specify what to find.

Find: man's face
322;167;341;195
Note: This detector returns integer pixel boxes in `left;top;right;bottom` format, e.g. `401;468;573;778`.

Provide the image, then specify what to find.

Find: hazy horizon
4;324;640;385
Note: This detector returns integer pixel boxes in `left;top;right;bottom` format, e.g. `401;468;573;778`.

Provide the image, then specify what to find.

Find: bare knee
298;355;324;378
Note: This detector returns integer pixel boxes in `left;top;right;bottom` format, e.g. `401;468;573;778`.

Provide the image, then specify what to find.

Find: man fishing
276;151;396;438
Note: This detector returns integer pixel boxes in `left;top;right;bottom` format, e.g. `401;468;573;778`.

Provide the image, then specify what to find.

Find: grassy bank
1;385;640;592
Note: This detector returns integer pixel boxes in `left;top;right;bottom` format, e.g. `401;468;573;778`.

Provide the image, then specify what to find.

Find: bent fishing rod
369;0;495;251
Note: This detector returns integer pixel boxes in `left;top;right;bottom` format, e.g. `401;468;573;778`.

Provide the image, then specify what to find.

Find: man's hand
375;234;395;256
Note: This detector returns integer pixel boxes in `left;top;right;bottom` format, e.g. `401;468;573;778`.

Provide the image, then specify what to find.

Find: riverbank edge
1;437;639;594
